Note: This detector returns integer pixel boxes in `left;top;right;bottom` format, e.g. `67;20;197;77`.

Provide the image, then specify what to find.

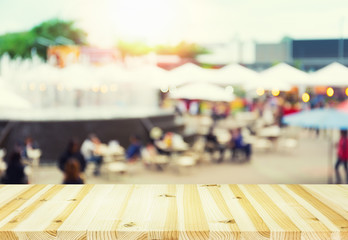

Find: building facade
254;38;348;71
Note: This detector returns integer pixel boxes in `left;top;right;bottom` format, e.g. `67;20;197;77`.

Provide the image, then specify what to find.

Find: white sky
1;0;348;62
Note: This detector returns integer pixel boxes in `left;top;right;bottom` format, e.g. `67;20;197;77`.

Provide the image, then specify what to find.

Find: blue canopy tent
283;108;348;183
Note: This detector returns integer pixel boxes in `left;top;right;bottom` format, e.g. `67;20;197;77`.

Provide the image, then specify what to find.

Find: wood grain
0;184;346;239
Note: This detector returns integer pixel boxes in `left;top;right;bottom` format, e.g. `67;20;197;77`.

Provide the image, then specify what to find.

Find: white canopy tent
124;65;173;89
216;63;259;85
259;63;309;86
169;82;235;102
245;80;293;91
170;63;217;86
308;62;348;87
245;63;309;91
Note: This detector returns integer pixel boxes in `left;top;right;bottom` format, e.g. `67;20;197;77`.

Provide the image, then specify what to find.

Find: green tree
155;41;209;58
0;18;87;60
117;40;152;60
0;31;36;58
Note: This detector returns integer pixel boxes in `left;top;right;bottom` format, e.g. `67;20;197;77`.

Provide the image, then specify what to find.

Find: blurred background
1;0;348;185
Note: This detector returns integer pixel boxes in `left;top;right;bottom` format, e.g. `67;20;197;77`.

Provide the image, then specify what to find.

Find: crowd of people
1;92;348;184
0;133;144;184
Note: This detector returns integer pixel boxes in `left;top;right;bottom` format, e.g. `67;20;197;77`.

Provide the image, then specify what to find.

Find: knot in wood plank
218;219;236;224
158;194;176;198
200;184;221;187
124;222;136;228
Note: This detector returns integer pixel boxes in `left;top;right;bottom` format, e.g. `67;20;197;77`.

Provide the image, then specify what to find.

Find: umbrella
169;83;234;102
283;108;348;129
283;108;348;183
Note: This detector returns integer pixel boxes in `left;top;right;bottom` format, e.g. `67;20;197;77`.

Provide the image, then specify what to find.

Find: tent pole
328;129;333;184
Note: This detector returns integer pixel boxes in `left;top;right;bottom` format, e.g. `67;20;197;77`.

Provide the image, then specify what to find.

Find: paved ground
30;130;344;184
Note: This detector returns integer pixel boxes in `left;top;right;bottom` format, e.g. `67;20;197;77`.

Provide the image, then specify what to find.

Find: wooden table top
0;184;347;239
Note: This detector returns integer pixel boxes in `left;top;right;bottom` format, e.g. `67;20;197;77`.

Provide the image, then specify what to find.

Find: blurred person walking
126;135;142;162
58;139;86;175
1;150;28;184
63;158;84;184
81;134;103;176
335;130;348;184
230;128;252;161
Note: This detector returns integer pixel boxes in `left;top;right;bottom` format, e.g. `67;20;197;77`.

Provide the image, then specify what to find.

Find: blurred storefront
47;46;119;67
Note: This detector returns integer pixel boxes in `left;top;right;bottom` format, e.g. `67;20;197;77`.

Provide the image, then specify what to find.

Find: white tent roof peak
309;62;348;86
171;62;201;72
259;62;309;86
218;63;259;84
312;62;348;77
260;62;306;77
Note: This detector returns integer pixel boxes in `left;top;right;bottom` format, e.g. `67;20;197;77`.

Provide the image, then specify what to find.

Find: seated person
2;150;28;184
141;143;168;170
81;134;103;176
230;128;251;160
205;127;219;151
63;158;84;184
205;127;225;163
126;135;142;162
21;137;39;160
58;139;87;174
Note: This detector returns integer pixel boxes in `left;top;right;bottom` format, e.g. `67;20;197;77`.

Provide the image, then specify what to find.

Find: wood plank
112;185;162;239
265;185;332;240
0;185;64;240
0;184;50;239
220;185;269;240
7;185;90;239
228;185;270;239
162;185;179;240
87;185;135;239
302;185;348;218
283;185;347;239
0;185;32;210
240;185;301;239
57;185;114;240
182;184;210;239
147;185;177;240
198;184;240;239
0;184;345;239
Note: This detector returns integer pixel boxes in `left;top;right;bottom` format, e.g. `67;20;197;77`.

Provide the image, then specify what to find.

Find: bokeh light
272;88;280;96
326;87;334;97
302;93;310;102
92;85;99;93
39;83;46;92
160;85;169;93
110;84;118;92
57;84;64;91
100;85;108;93
29;83;36;91
256;88;264;96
